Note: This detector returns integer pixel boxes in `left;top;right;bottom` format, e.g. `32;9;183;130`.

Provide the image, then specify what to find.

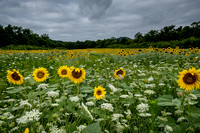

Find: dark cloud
78;0;113;19
0;0;199;41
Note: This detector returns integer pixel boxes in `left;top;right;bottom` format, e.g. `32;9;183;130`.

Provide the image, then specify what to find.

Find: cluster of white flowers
85;101;94;106
164;125;173;133
136;103;152;117
3;112;14;120
148;76;154;82
16;109;42;124
120;95;129;98
76;125;87;132
69;96;80;102
139;113;151;117
101;103;114;112
111;113;124;121
19;100;32;108
177;116;186;122
108;84;117;93
49;125;63;133
134;94;143;97
136;103;149;113
144;90;156;95
46;91;59;98
36;83;49;90
145;84;156;88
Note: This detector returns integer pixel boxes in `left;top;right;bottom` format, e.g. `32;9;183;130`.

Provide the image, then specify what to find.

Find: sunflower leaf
82;122;101;133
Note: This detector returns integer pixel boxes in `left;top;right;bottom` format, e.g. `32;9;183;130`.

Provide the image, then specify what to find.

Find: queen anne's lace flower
16;109;42;124
136;103;149;113
101;103;113;112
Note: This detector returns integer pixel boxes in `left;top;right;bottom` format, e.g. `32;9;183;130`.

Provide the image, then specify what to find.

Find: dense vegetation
0;21;200;49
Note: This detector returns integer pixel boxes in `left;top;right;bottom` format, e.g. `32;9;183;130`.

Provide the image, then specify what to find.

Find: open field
1;48;200;133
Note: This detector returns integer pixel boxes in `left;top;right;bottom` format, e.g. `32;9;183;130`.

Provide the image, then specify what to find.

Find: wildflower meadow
1;47;200;133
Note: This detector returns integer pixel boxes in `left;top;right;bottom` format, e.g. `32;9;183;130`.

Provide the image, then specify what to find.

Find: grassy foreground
0;48;200;133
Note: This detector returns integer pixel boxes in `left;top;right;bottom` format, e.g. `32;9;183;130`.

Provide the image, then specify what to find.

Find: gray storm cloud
78;0;113;19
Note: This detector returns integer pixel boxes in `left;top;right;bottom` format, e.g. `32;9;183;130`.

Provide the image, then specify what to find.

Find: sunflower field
1;47;200;133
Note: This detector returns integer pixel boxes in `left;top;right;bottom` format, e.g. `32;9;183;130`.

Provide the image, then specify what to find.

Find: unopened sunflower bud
60;108;64;112
52;113;59;120
177;91;183;98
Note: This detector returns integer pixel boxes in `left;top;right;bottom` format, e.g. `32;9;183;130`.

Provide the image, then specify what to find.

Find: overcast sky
0;0;200;42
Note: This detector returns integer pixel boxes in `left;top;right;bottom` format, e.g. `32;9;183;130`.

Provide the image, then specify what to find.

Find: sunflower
58;65;70;78
32;67;49;82
114;68;126;79
93;86;106;100
7;69;24;85
68;66;86;84
177;67;200;91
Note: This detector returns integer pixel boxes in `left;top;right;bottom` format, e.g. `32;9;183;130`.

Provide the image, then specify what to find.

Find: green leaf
82;122;101;133
188;107;200;117
156;95;173;106
81;86;93;93
172;98;181;108
119;83;132;91
173;125;186;133
7;86;27;94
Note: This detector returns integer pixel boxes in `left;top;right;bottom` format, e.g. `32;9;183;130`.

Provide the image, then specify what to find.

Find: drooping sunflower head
114;68;126;79
68;66;86;84
177;67;200;91
7;69;24;85
58;65;70;78
93;86;106;100
32;67;49;82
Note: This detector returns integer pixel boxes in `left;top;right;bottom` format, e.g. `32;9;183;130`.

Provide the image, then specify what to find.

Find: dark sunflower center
72;70;82;79
117;69;123;75
11;72;20;81
97;90;102;95
37;71;45;79
183;73;196;84
61;69;67;75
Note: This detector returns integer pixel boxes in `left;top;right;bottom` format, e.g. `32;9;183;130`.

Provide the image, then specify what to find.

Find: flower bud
177;91;183;98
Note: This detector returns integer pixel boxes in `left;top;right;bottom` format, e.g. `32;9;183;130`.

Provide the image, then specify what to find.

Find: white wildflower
159;83;165;86
148;76;154;82
138;97;148;102
108;84;117;93
69;96;80;102
111;113;124;121
36;83;49;90
85;101;94;106
16;109;42;124
134;94;143;97
51;103;59;107
115;121;124;133
101;103;114;112
164;125;173;133
77;125;87;132
120;95;129;98
144;90;155;95
175;110;183;115
19;100;32;108
177;116;186;122
46;91;59;98
145;84;156;88
139;113;152;117
136;103;149;113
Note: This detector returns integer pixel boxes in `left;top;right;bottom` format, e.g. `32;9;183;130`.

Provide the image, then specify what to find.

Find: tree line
0;21;200;50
